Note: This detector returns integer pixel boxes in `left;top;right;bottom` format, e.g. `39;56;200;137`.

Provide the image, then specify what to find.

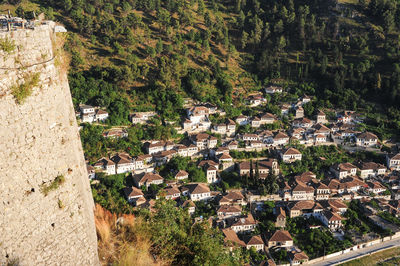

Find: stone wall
0;23;99;265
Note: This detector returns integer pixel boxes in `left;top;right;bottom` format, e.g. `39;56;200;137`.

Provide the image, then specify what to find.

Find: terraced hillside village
4;0;400;265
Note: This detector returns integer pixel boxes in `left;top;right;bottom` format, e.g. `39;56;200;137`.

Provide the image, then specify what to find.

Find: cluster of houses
177;100;379;152
82;89;400;264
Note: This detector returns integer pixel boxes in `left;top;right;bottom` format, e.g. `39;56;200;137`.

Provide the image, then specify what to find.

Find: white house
316;110;327;124
330;163;357;179
265;85;283;94
183;183;211;201
112;153;135;174
95;109;109;122
280;148;302;163
246;235;264;251
268;230;293;248
231;215;257;233
123;186;144;205
94;157;116;175
356;132;378;147
206;165;218;183
191;133;218;150
387;153;400;171
357;162;386;179
235;115;248;126
319;211;342;231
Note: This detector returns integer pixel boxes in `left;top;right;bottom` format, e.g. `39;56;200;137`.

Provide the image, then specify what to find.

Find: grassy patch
10;72;40;104
57;199;65;209
340;247;400;266
0;37;16;54
40;175;65;196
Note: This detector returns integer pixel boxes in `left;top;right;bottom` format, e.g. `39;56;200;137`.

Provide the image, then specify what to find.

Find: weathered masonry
0;22;98;265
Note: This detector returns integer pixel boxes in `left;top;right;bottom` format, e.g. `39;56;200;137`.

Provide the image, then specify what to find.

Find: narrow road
312;238;400;266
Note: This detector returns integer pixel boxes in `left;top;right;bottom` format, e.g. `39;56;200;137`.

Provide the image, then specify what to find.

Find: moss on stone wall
0;37;16;54
10;72;40;104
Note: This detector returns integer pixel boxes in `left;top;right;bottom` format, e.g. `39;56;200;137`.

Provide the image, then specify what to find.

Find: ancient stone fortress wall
0;22;99;265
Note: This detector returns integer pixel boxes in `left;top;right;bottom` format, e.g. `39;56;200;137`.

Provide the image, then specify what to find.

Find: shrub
10;72;40;104
0;37;16;53
40;175;65;196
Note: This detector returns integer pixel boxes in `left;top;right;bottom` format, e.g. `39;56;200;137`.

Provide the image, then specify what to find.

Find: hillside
3;0;400;265
4;0;400;141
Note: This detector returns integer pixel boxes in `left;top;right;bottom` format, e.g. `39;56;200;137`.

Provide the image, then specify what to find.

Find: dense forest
3;0;400;139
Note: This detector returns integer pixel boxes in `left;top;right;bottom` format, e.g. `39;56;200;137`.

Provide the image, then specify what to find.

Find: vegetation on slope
5;0;400;139
95;201;243;265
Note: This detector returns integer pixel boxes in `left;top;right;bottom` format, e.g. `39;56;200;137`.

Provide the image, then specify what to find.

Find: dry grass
94;204;167;266
53;32;70;78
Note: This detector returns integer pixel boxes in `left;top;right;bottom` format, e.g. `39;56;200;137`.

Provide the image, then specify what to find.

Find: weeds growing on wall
40;175;65;196
0;37;15;54
10;72;40;104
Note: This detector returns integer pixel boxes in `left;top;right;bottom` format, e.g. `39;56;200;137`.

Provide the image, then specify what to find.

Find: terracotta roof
136;154;152;161
153;149;177;157
206;165;218;171
232;214;256;226
123;186;144;198
290;251;309;261
96;109;108;115
218;153;233;160
367;181;385;189
357;132;378;140
225;191;244;201
323;211;342;221
315;182;329;190
175;170;189;178
287;200;315;211
192;133;212;141
357;162;386;171
239;159;277;170
228;140;238;146
163;186;181;196
283;147;301;155
184;183;210;194
276;207;286;219
334;162;357;171
198;160;219;167
260;112;276;119
274;131;289;139
328;199;347;209
226;118;236;125
389;153;400;160
247;235;264;245
296;171;316;183
243;133;258;138
133;172;164;184
182;199;195;208
218;205;242;213
95;157;115;167
222;228;246;247
314;123;330;132
269;230;293;242
292;182;314;193
112;153;132;165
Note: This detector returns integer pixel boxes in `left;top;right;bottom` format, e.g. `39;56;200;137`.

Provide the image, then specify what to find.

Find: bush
11;72;40;104
40;175;65;196
0;37;16;53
